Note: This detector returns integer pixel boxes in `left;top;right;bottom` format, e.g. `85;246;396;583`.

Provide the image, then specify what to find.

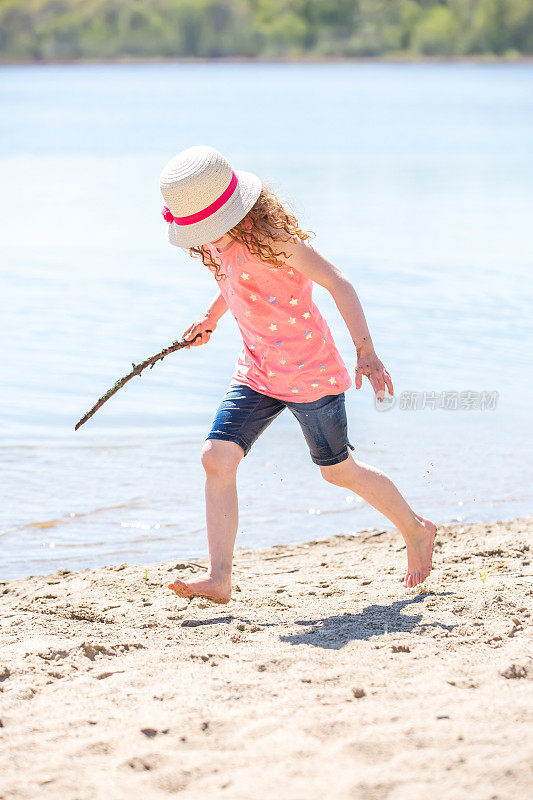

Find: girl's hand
181;314;215;348
355;347;394;402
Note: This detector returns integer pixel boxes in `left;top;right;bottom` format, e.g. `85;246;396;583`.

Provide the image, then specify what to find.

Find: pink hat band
162;170;238;227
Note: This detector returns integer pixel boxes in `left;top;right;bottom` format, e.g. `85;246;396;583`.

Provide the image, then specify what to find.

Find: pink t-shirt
203;239;352;403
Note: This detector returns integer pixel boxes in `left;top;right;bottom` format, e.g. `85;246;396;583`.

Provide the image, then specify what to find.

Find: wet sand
1;516;532;799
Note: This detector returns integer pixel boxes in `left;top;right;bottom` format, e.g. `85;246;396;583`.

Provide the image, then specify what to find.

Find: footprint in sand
80;642;146;660
500;663;529;679
37;648;69;662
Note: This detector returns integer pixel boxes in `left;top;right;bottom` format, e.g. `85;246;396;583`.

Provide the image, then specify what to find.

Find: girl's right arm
181;290;229;347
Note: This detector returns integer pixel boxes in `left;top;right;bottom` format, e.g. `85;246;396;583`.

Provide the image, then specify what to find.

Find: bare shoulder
270;235;347;291
274;234;312;256
263;233;318;265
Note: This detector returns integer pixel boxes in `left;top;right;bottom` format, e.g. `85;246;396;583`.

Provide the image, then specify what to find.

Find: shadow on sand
177;593;455;650
279;592;455;650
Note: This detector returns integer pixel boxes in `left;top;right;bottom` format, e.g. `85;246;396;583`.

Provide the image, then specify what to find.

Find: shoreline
1;515;532;798
1;55;532;67
4;510;529;583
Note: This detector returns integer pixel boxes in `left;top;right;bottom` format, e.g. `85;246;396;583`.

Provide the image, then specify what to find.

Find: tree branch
74;330;211;431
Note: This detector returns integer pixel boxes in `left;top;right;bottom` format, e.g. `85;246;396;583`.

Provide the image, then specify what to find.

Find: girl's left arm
281;238;394;401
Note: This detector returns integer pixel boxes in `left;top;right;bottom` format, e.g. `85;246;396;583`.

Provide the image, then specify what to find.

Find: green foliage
0;0;531;61
411;5;461;55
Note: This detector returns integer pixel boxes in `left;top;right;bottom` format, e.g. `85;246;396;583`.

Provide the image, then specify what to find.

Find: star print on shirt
288;317;296;325
287;269;294;277
276;340;283;346
304;331;312;340
319;364;326;372
311;381;319;388
256;335;263;343
241;272;249;281
289;297;298;306
298;362;306;369
269;323;278;332
238;256;243;264
328;376;337;384
245;310;251;317
249;293;257;301
268;296;277;303
302;311;311;319
267;369;276;378
280;357;287;365
291;387;299;393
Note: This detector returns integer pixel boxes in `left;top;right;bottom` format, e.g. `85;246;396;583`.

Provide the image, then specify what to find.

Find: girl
160;145;436;604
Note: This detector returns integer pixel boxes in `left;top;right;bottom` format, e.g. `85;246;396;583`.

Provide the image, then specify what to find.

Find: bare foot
167;574;231;605
402;513;437;589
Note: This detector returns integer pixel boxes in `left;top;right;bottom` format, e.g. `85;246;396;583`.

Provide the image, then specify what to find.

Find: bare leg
168;439;243;604
320;453;436;588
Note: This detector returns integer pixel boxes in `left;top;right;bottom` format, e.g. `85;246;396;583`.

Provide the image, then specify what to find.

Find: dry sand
1;516;532;800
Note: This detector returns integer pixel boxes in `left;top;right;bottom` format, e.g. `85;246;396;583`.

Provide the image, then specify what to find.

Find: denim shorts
205;383;355;466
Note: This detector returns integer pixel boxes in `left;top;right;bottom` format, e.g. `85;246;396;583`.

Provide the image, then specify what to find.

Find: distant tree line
0;0;531;61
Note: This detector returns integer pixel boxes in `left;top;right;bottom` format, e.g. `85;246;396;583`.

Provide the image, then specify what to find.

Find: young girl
160;145;436;604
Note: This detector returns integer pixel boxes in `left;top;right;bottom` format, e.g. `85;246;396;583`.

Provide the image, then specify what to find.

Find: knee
319;457;351;486
201;439;243;475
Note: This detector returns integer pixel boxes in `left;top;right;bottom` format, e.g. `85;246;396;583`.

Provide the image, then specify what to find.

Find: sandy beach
1;516;532;799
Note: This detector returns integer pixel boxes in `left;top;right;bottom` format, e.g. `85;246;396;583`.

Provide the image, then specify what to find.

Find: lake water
1;63;532;580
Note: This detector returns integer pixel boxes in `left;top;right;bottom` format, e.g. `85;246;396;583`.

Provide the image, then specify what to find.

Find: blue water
1;63;532;580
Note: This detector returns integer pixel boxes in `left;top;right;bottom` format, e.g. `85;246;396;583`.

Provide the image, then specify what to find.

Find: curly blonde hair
188;184;315;282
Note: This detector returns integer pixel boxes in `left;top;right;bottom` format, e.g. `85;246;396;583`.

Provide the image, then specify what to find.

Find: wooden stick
74;330;212;431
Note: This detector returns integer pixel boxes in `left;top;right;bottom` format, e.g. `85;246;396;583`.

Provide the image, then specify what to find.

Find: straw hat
159;145;262;249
